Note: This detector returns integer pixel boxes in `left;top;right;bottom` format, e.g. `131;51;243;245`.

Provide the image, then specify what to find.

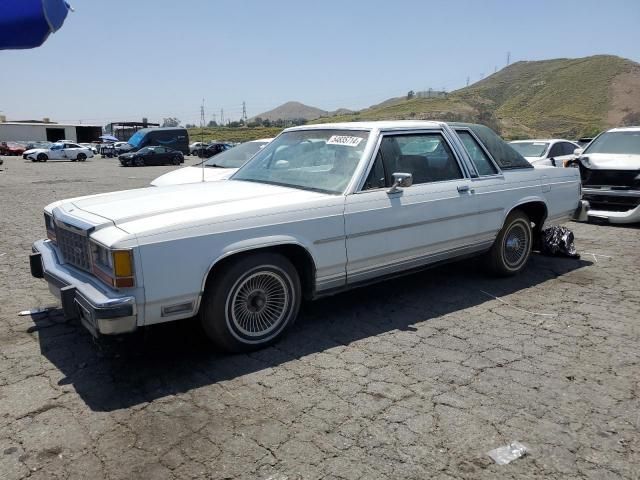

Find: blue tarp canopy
0;0;71;50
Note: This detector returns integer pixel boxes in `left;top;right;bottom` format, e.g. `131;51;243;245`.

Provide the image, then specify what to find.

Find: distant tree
184;123;196;128
161;117;180;127
262;119;272;127
228;121;241;128
407;90;415;100
207;120;218;127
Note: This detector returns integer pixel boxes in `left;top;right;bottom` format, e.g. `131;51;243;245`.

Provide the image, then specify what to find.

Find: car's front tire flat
486;210;532;276
200;253;301;352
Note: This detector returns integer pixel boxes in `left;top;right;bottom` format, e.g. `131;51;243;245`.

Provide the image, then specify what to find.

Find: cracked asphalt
1;155;639;479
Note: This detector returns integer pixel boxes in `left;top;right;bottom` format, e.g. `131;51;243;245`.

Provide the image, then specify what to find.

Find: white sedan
509;139;580;167
151;138;272;186
24;142;95;162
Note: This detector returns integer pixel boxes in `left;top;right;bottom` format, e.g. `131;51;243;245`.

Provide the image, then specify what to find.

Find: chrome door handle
457;185;470;193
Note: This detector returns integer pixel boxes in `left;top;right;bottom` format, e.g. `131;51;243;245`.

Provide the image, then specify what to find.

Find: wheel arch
506;198;548;245
197;239;317;314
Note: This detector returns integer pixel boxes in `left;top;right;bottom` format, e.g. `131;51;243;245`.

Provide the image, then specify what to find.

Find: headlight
44;212;56;243
90;240;135;288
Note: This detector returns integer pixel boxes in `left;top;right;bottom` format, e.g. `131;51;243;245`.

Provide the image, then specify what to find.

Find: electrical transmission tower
220;108;224;125
200;99;205;128
506;51;511;66
242;101;247;123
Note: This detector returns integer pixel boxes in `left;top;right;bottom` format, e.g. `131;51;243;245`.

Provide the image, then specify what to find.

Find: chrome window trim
453;127;503;177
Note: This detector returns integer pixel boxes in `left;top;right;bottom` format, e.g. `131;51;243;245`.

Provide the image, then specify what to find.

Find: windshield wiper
205;163;225;168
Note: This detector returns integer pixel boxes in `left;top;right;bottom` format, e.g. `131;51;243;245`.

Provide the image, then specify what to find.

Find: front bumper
30;239;138;336
583;188;640;224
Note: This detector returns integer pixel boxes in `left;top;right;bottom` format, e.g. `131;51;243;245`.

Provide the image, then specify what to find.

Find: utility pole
200;98;205;128
506;51;511;66
466;76;470;87
242;101;247;123
220;108;224;126
212;113;216;125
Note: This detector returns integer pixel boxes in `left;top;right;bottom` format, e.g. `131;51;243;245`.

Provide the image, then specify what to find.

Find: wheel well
510;201;547;245
204;244;316;300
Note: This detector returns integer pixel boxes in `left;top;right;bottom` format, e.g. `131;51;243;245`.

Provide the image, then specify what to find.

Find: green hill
313;55;640;139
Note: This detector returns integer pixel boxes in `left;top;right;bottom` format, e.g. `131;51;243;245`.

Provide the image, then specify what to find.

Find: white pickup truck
30;121;588;351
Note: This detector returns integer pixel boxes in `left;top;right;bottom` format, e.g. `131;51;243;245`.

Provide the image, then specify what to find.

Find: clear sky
1;0;639;126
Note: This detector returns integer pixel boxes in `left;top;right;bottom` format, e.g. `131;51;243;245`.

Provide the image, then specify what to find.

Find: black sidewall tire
77;153;86;161
37;154;48;162
200;253;301;352
487;210;532;276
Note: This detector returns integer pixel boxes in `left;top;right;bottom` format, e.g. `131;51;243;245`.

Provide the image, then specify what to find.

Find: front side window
232;129;370;194
376;133;462;185
128;131;145;147
456;130;498;176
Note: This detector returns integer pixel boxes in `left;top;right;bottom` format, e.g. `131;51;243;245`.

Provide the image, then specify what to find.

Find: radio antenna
200;98;205;182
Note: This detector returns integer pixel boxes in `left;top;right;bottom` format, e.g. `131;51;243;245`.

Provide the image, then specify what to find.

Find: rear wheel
486;210;532;276
200;253;301;352
37;153;48;162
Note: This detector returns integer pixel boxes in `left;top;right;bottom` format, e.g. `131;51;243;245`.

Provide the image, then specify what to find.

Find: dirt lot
0;155;638;479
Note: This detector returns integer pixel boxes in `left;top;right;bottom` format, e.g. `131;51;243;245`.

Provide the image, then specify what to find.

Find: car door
344;130;485;284
554;142;579;167
49;144;64;160
158;147;170;164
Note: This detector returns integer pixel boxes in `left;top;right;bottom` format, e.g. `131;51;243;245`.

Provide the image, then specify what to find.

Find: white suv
573;127;640;224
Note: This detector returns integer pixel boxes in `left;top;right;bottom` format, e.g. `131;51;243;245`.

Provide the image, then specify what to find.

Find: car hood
25;148;47;155
150;166;237;186
580;153;640;170
68;180;330;236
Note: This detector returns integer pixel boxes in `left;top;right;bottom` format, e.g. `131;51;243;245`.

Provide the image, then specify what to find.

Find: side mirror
388;172;413;194
573;148;584;156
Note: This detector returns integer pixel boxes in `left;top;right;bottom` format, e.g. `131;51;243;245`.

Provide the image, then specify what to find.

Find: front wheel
77;153;87;162
172;155;181;165
200;253;301;352
486;210;532;276
134;157;144;167
37;153;48;162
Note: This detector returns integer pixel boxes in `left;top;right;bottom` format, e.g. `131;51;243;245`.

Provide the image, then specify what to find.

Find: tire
486;210;532;276
37;153;48;162
134;157;144;167
200;253;301;352
77;153;87;162
172;155;181;165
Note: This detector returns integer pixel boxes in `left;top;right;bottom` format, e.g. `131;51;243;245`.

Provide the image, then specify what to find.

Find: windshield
232;129;370;194
509;142;549;157
128;131;145;147
584;131;640;155
204;141;269;168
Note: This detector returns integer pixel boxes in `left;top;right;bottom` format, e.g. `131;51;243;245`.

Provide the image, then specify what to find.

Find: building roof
0;121;102;127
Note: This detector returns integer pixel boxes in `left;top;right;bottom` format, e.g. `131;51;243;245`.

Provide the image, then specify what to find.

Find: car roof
509;139;577;144
607;126;640;133
284;120;445;132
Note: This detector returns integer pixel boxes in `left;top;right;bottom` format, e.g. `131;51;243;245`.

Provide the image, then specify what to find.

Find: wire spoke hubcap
230;271;289;337
504;223;528;267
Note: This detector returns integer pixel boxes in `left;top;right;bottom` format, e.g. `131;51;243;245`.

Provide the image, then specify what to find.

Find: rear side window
456;130;498;176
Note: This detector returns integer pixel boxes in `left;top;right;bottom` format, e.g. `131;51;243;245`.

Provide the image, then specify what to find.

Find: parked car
0;141;26;156
571;126;640;224
576;137;594;148
509;139;580;167
114;141;133;155
24;142;94;162
119;146;184;166
193;142;232;158
30;121;587;352
151;138;273;186
79;143;98;154
189;141;209;155
24;141;52;151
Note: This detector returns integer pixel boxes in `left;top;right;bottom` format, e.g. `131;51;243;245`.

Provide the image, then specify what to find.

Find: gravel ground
0;155;638;479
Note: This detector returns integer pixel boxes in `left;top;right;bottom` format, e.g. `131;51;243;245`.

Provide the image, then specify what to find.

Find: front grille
579;165;640;188
55;224;92;271
583;193;640;212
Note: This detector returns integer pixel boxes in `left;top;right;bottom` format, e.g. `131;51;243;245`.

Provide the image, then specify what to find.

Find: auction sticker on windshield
327;135;363;147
